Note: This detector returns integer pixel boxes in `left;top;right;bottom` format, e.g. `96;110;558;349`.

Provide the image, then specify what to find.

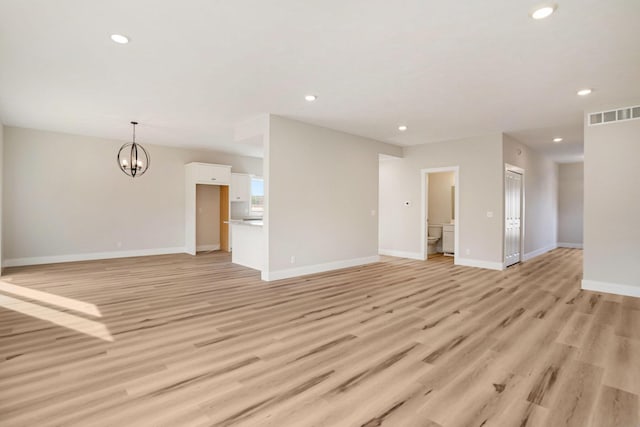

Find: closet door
505;170;522;267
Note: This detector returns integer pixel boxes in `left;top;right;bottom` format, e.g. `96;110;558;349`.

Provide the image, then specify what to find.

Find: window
250;177;264;217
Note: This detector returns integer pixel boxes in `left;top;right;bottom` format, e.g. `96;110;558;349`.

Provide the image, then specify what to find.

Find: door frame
504;164;525;267
186;182;230;255
420;166;460;261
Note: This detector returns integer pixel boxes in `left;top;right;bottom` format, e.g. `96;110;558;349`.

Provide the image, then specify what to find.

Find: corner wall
263;115;402;280
583;110;640;296
558;162;584;248
2;126;262;267
196;184;221;251
503;135;559;261
0;121;3;271
379;133;504;268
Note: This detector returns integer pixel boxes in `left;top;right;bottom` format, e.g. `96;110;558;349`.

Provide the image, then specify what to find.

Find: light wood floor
1;249;639;426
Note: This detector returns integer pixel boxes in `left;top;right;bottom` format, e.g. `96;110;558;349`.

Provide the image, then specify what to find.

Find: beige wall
0;121;3;270
264;115;402;279
196;184;220;249
558;162;584;246
379;133;504;267
503;135;558;258
428;171;455;225
2;126;262;266
584;114;640;291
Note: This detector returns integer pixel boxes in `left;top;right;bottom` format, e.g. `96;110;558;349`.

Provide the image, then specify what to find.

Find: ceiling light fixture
305;94;317;102
110;34;129;44
398;125;408;132
117;121;150;178
577;88;592;96
553;137;563;143
530;5;557;19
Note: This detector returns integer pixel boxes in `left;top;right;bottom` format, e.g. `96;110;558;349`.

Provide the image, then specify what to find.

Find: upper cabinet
187;163;232;185
230;173;251;202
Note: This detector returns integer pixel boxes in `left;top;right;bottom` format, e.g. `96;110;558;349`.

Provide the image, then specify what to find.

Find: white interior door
424;173;429;252
505;170;522;267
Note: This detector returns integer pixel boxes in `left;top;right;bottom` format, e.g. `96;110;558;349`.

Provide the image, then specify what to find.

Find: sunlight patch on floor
0;281;102;317
0;294;113;342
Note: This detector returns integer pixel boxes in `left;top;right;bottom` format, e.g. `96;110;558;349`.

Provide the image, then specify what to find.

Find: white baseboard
582;279;640;298
196;244;221;252
523;243;558;262
455;257;504;271
378;249;425;260
558;242;583;249
261;255;380;281
3;247;187;268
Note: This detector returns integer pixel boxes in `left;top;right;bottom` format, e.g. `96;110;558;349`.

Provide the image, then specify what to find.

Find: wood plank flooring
0;248;639;426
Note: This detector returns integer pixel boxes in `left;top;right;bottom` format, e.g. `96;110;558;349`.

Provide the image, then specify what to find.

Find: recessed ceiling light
530;5;556;20
110;34;129;44
304;94;317;102
577;88;592;96
553;137;563;143
398;125;408;132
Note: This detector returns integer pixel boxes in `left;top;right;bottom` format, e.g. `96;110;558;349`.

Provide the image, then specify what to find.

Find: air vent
589;105;640;126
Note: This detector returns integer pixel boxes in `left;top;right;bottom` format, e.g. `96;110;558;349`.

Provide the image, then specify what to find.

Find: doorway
195;184;230;253
421;167;459;261
504;165;524;267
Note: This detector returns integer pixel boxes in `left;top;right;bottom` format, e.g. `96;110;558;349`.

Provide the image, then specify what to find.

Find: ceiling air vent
589;105;640;126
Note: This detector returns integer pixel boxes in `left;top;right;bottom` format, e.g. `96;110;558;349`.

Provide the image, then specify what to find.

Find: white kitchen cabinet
442;224;455;255
230;173;251;202
231;221;264;271
192;163;231;185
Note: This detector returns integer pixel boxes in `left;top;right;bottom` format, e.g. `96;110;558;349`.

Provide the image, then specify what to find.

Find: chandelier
117;121;150;178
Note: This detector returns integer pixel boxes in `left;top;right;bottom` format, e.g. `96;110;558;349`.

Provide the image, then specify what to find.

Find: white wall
503;135;559;260
583;113;640;295
2;126;262;266
379;133;504;268
558;162;584;247
196;184;220;250
0;121;3;271
264;115;402;280
428;171;455;225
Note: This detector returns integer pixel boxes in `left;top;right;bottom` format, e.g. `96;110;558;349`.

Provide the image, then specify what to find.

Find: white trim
582;279;640;298
455;257;504;271
261;256;380;281
378;249;425;260
196;244;221;252
504;164;525;174
3;247;187;268
522;243;558;262
558;242;583;249
420;166;460;262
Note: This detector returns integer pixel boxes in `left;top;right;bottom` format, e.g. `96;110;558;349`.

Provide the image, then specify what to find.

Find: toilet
427;224;443;255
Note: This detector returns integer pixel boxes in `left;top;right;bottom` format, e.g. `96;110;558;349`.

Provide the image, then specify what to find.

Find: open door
220;185;230;252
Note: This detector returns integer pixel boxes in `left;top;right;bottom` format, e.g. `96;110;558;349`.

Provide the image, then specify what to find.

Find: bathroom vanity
442;224;455;255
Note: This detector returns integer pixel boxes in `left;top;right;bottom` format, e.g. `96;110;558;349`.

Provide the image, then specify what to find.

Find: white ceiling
1;0;639;161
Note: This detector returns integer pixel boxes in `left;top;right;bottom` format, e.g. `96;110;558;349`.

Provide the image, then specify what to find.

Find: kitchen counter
229;221;264;271
226;219;263;227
